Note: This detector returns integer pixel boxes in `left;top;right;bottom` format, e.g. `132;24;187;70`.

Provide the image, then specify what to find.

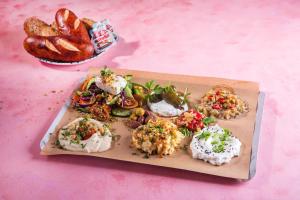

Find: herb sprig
100;66;113;77
144;80;190;106
182;88;191;105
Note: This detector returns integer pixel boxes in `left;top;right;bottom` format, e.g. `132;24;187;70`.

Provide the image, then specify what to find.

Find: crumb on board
48;107;51;110
51;90;56;93
44;94;48;96
143;154;150;159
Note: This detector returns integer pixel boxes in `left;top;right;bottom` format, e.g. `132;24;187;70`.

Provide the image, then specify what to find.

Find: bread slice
50;17;95;33
24;17;59;37
50;21;58;31
81;18;96;30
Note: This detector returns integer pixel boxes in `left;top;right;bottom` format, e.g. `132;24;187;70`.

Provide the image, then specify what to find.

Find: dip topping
197;85;249;119
190;125;241;165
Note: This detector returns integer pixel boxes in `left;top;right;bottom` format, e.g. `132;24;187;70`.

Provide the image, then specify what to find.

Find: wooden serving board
40;67;263;180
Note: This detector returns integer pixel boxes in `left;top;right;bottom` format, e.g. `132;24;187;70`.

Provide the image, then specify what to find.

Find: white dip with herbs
58;118;112;153
147;100;188;117
190;124;241;165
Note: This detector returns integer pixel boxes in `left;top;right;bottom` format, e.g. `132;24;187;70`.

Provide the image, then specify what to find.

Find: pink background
1;0;300;199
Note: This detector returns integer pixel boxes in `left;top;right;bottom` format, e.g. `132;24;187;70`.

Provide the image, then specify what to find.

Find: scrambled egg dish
131;119;184;157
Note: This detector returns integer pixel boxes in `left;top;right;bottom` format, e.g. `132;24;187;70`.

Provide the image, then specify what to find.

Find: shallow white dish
38;33;118;66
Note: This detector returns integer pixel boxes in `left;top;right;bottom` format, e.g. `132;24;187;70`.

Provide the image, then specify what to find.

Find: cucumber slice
112;107;132;117
107;94;119;105
86;77;96;90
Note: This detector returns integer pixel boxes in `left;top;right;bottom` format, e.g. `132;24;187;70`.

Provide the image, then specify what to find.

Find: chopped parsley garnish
213;144;225;153
71;118;90;142
155;125;164;133
224;128;230;135
210;128;231;153
70;139;80;144
62;130;71;137
76;133;83;140
100;66;113;77
211;140;218;145
219;129;230;141
197;131;211;141
179;127;192;137
202;117;215;126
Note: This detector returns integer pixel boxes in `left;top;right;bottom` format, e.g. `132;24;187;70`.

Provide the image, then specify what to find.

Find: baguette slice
24;17;59;37
51;17;96;33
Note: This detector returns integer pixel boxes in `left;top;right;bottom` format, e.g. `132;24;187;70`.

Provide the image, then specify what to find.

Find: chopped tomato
83;128;96;140
218;97;225;104
176;109;207;132
199;121;204;129
212;104;222;110
72;94;80;105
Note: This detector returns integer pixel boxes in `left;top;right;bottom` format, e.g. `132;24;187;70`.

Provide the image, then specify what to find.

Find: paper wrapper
41;67;260;180
89;19;116;54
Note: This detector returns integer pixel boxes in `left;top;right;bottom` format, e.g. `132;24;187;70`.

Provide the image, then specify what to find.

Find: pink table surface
1;0;300;199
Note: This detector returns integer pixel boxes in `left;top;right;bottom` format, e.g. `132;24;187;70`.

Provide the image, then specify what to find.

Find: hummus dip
58;117;112;153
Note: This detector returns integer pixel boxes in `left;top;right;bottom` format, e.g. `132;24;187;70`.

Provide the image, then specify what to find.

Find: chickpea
130;114;138;121
99;126;105;134
211;109;219;116
134;108;145;116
